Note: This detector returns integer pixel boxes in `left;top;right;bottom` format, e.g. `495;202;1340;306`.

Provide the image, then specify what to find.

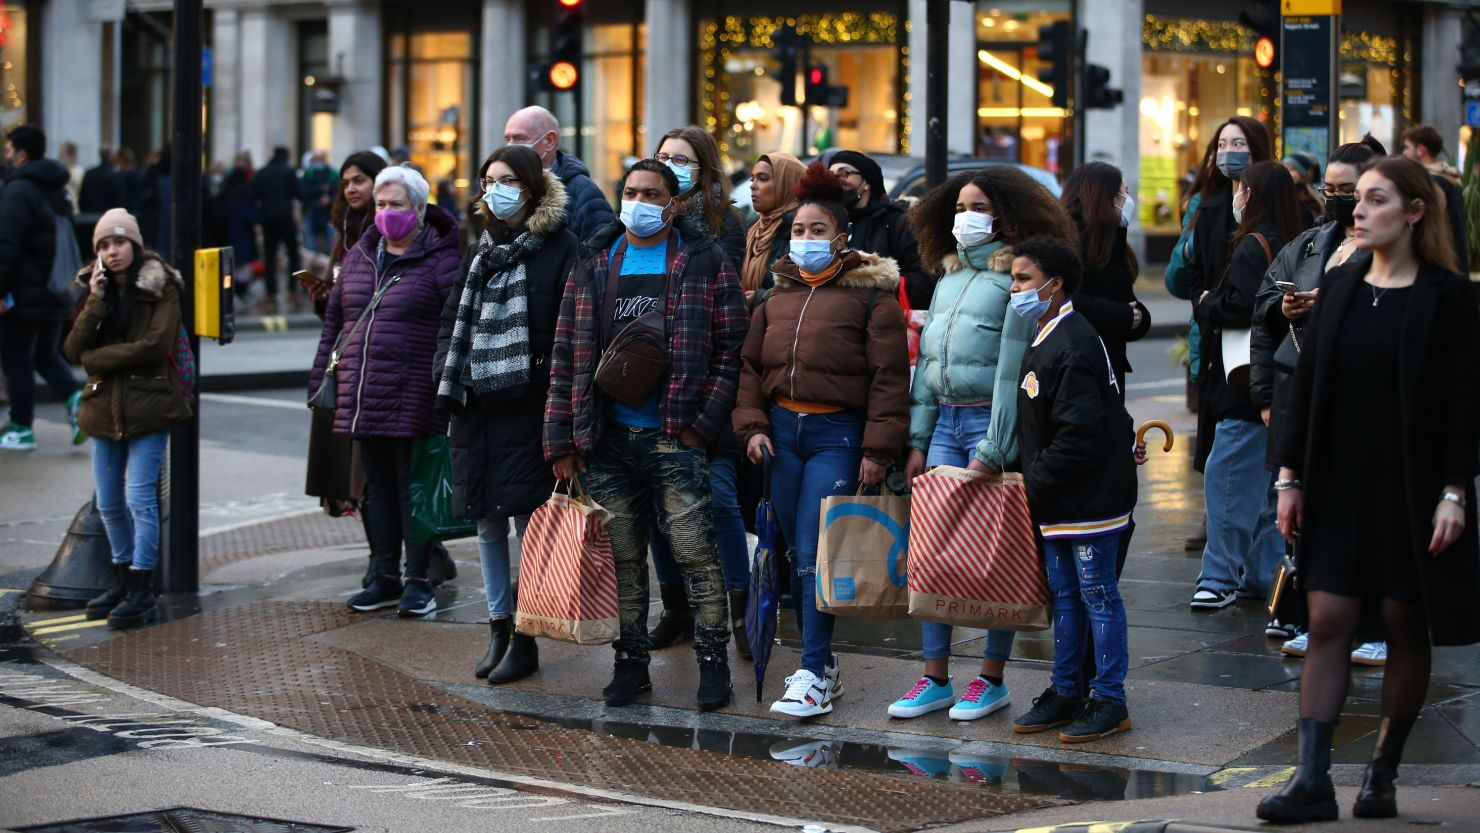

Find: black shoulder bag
308;275;401;414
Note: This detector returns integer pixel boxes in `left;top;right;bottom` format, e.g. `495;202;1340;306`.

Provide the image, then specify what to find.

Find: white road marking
199;392;307;411
1126;377;1185;391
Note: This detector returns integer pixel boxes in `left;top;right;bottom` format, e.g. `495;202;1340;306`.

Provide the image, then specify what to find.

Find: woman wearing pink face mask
309;163;461;617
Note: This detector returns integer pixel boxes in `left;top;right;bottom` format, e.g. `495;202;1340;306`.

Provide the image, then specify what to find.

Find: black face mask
1328;194;1357;228
841;188;861;209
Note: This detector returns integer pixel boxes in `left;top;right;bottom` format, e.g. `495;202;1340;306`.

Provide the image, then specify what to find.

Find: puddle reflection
510;709;1210;800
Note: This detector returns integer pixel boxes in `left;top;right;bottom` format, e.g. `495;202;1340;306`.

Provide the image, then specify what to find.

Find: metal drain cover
15;807;353;832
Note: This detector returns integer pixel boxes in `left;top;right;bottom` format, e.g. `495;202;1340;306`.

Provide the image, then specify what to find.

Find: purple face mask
374;208;419;241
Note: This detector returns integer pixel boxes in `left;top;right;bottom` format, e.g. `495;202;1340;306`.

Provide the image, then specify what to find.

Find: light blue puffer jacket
908;240;1033;470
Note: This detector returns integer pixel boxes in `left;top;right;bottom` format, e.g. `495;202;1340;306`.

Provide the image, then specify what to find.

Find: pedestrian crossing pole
924;0;950;189
164;0;204;595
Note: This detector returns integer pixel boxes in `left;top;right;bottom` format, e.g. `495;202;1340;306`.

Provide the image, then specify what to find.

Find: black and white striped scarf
437;227;546;404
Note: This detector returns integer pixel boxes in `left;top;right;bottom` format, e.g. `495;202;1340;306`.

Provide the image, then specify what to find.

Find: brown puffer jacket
733;250;910;462
63;254;193;440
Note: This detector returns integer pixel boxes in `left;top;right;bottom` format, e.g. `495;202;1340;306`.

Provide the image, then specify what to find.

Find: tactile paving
63;601;1059;832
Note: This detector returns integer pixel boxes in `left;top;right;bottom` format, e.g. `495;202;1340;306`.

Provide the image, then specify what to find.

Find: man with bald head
504;106;615;241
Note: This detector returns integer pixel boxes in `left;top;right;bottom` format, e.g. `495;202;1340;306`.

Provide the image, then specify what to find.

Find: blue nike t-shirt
606;234;676;429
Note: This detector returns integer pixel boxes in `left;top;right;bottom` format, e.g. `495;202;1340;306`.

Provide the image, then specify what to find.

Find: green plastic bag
410;435;477;547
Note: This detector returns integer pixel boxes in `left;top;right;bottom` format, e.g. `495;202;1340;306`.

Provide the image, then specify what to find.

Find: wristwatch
1441;490;1466;507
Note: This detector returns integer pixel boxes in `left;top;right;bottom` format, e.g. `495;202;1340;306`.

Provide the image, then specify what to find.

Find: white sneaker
825;653;844;700
1351;641;1388;667
770;668;833;718
1281;631;1309;658
769;739;837;768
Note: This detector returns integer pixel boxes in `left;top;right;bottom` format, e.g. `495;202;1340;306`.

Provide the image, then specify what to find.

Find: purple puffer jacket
309;203;460;438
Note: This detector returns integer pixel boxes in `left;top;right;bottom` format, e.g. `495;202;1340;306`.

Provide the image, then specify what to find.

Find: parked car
890;158;1062;202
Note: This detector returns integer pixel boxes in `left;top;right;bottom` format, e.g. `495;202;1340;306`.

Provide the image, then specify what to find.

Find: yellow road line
32;620;108;636
1245;767;1298;789
38;634;80;643
0;589;20;596
29;613;87;627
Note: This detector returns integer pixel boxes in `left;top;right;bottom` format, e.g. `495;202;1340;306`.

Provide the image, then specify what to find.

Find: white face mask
1232;189;1247;224
1119;195;1135;228
952;210;995;247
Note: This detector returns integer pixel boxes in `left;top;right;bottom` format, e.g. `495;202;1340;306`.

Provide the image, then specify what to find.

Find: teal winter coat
908;240;1033;470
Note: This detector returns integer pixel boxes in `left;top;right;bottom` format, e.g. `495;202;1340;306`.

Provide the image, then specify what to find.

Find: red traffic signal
558;0;582;7
549;60;579;90
808;66;824;86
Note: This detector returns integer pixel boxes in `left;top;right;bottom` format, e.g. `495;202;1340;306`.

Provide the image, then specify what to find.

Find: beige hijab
742;152;806;292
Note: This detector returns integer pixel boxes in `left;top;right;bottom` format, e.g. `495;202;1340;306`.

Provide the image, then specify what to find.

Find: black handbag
309;275;400;414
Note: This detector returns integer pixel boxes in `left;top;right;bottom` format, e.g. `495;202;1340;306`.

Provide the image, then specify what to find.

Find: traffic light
1083;64;1124;109
1239;1;1279;70
547;0;583;92
771;25;802;107
805;64;828;105
1037;21;1073;110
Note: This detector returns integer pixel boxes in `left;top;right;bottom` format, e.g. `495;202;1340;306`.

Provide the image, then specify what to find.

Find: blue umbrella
745;449;780;702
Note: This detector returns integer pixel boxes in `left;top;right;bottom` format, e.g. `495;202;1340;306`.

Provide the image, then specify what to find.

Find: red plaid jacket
543;218;747;460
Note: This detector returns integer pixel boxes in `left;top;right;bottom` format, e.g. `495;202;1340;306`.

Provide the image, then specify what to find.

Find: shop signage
1466;100;1480;129
1281;13;1338;163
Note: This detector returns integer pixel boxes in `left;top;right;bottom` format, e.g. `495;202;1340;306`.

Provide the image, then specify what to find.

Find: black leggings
1300;590;1430;724
358;437;430;581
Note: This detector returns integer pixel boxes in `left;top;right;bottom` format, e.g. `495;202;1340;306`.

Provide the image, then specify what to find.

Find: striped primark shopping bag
906;466;1050;632
514;481;619;645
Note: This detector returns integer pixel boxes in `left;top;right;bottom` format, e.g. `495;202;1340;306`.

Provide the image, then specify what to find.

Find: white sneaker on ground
1351;641;1388;667
1281;631;1309;658
825;653;844;699
769;668;833;718
1190;588;1236;610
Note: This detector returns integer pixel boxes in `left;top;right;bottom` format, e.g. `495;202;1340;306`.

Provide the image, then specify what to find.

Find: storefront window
298;22;332;162
1338;32;1404;153
701;13;902;171
387;25;474;193
0;0;27;134
975;3;1070;175
1139;16;1271;231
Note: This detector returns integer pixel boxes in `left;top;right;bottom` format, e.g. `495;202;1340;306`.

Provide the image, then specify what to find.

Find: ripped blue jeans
769;404;863;676
1043;531;1128;705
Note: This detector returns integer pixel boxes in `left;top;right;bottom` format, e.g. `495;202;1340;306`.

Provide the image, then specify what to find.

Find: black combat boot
106;569;158;630
648;583;693;649
1353;716;1415;819
1256;718;1339;824
85;562;131;620
488;632;539;685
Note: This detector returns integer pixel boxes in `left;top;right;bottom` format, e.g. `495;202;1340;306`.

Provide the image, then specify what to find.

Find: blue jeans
1044;531;1128;704
477;516;528;619
1197;417;1284;594
770;405;863;676
91;432;170;571
650;454;748;591
919;404;1017;665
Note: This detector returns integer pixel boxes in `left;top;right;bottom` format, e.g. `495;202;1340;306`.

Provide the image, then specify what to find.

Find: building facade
8;0;1472;253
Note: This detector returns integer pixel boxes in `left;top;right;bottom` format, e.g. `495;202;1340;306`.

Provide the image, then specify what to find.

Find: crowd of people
2;105;1477;826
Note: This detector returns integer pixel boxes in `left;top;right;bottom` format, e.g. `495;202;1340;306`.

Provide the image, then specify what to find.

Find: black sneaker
602;658;652;707
1266;616;1296;640
1013;687;1084;734
697;659;732;712
1059;697;1132;743
398;579;437;617
1190;588;1236;610
348;575;403;612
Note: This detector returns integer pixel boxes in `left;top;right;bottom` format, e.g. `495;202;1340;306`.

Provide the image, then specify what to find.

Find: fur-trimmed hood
771;250;902;291
73;252;184;299
472;170;569;235
940;240;1014;276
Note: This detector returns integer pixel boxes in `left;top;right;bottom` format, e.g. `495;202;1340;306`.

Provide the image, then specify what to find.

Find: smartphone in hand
1273;280;1298;294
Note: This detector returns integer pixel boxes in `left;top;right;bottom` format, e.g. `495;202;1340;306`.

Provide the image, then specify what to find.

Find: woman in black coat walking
1259;158;1480;824
435;146;582;684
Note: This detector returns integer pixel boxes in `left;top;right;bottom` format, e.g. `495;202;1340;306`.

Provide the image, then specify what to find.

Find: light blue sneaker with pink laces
888;676;954;718
949;675;1011;721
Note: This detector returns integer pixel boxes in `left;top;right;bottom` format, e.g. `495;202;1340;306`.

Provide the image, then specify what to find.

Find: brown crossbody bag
594;237;678;408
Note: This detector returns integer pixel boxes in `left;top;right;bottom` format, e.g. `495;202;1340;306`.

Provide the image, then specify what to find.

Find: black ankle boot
488;632;539;685
476;618;511;679
649;583;693;649
1354;716;1414;818
106;569;158;630
1257;718;1339;824
697;656;732;711
427;543;457;587
729;588;751;661
85;562;131;621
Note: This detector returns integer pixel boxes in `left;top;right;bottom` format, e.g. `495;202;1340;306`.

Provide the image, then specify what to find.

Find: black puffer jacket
848;199;935;310
0;159;74;321
1071;221;1151;392
434;174;583;520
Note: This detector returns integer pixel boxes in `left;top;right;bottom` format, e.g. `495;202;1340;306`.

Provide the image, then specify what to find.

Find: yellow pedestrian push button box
193;246;236;344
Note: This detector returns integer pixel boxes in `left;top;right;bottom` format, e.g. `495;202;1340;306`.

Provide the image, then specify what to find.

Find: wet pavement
6;336;1480;831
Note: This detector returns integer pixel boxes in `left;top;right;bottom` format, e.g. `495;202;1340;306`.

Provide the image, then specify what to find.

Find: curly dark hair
794;161;850;231
1012;235;1084;296
910;166;1076;271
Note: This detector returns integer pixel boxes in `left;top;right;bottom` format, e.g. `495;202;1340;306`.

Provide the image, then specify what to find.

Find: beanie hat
94;208;143;252
829;150;887;203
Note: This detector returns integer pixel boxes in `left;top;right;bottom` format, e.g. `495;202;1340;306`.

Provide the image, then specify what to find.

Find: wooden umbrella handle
1136;420;1175;452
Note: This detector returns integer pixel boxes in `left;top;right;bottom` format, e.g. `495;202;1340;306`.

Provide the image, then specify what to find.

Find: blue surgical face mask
666;162;695;195
620;198;672;238
1216;150;1252;180
484;182;525;220
790;237;840;273
1010;281;1055;321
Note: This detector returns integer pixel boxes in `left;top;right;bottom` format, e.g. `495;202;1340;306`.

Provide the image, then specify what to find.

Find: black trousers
358;437;431;580
0;316;78;426
259;218;301;297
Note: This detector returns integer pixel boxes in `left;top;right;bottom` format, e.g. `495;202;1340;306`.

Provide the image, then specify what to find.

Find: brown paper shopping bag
815;490;911;619
514;481;620;645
